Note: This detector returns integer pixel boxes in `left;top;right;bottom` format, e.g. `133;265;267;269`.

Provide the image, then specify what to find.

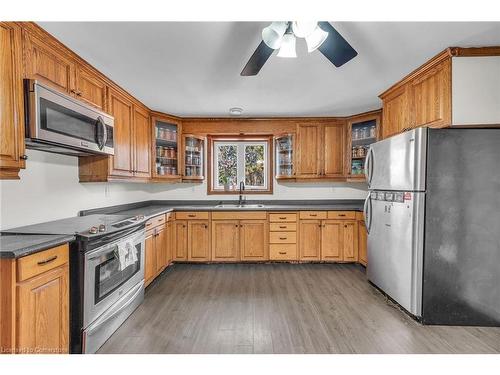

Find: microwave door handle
85;282;143;336
101;119;108;149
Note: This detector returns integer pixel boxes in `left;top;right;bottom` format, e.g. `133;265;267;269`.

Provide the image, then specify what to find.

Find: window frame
207;135;273;195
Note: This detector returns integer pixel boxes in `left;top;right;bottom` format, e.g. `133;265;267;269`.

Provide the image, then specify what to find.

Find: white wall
0;150;367;230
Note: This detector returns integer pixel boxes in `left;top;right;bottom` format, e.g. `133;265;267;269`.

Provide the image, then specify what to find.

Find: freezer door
366;191;425;316
367;128;427;191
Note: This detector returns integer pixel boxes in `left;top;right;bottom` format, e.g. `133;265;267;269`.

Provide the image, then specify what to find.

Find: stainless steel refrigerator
364;127;500;326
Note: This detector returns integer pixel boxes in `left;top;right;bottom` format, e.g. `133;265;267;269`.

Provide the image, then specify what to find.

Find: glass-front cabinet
182;134;205;180
152;117;181;179
347;113;380;180
275;134;295;179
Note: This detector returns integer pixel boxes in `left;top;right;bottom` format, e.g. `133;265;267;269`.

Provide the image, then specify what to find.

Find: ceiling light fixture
262;21;287;49
305;25;329;52
277;32;297;58
229;107;243;116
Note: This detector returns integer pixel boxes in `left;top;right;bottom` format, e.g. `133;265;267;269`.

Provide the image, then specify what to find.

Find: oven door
26;79;114;155
83;229;145;328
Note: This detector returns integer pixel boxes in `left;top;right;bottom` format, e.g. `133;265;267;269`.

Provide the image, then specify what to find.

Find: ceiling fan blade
317;22;358;67
241;41;274;76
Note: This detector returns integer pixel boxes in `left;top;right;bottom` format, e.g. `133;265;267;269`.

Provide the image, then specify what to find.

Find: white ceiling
38;22;500;117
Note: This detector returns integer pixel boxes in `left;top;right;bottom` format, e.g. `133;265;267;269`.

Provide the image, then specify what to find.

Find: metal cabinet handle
279;237;287;240
338;214;346;217
279;226;287;229
188;214;196;218
37;255;57;266
278;217;286;220
20;155;28;160
278;251;287;255
310;214;317;217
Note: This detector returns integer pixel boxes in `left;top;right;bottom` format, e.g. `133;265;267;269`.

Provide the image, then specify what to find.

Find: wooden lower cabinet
211;220;240;261
188;220;210;261
144;231;157;285
358;218;368;266
173;220;188;261
155;225;168;273
341;221;358;262
321;220;343;261
299;220;322;261
240;220;268;261
16;265;69;353
0;244;69;354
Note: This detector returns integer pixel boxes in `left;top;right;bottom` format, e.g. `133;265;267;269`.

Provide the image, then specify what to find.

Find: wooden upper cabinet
0;22;25;179
381;85;409;139
322;122;345;177
107;88;134;177
188;220;210;261
133;105;151;178
240;220;268;261
211;220;240;261
296;123;321;178
23;31;75;95
409;59;451;129
75;65;107;111
174;221;188;261
299;220;321;261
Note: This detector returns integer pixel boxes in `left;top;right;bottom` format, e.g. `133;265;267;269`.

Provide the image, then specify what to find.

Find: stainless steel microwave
24;79;114;156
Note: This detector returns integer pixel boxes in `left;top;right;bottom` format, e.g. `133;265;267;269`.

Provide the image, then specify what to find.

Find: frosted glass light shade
305;25;329;52
262;21;288;49
291;21;317;38
277;34;297;58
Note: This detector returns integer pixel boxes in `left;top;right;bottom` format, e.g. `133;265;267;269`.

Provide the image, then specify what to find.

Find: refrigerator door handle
363;193;372;234
366;148;374;187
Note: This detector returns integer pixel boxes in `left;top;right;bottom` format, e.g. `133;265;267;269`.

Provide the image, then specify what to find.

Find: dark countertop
0;233;76;259
80;199;365;220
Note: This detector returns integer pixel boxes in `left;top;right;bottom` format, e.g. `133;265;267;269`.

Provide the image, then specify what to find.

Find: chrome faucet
238;181;245;206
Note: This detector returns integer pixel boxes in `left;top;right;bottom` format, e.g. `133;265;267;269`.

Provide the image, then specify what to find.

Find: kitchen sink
215;204;265;209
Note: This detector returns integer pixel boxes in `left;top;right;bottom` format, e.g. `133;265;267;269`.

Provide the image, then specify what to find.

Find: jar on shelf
370;126;376;138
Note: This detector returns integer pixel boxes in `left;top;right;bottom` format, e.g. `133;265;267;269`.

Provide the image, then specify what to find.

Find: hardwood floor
98;263;500;354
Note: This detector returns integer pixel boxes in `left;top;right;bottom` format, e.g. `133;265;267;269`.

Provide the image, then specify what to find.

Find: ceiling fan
241;21;358;76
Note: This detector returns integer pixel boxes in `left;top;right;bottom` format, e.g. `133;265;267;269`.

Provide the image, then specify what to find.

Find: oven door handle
85;281;144;336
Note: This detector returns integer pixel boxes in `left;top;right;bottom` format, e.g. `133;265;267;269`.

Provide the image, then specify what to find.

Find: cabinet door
16;265;69;353
299;220;321;261
23;31;75;94
75;65;107;111
166;221;173;265
174;221;188;261
155;225;167;273
323;123;345;177
321;220;343;261
240;220;268;261
133;105;151;178
358;220;367;266
296;124;320;178
0;22;25;179
409;59;451;129
144;231;156;285
108;89;134;176
188;220;210;261
382;85;408;139
211;220;240;261
342;221;358;262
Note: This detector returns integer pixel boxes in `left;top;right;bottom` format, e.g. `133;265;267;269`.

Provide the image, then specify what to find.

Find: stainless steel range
3;214;147;353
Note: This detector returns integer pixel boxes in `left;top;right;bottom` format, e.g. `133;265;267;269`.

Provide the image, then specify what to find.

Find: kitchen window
208;136;272;194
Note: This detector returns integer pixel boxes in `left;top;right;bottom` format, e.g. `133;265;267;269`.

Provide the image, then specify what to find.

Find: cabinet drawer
270;244;297;261
145;214;166;229
165;211;174;222
17;244;69;282
269;232;297;244
175;211;209;220
269;222;297;231
269;213;297;222
327;211;356;220
299;211;327;220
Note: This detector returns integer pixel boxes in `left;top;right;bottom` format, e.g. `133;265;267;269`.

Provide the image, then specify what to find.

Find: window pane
245;145;265;187
217;145;237;187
